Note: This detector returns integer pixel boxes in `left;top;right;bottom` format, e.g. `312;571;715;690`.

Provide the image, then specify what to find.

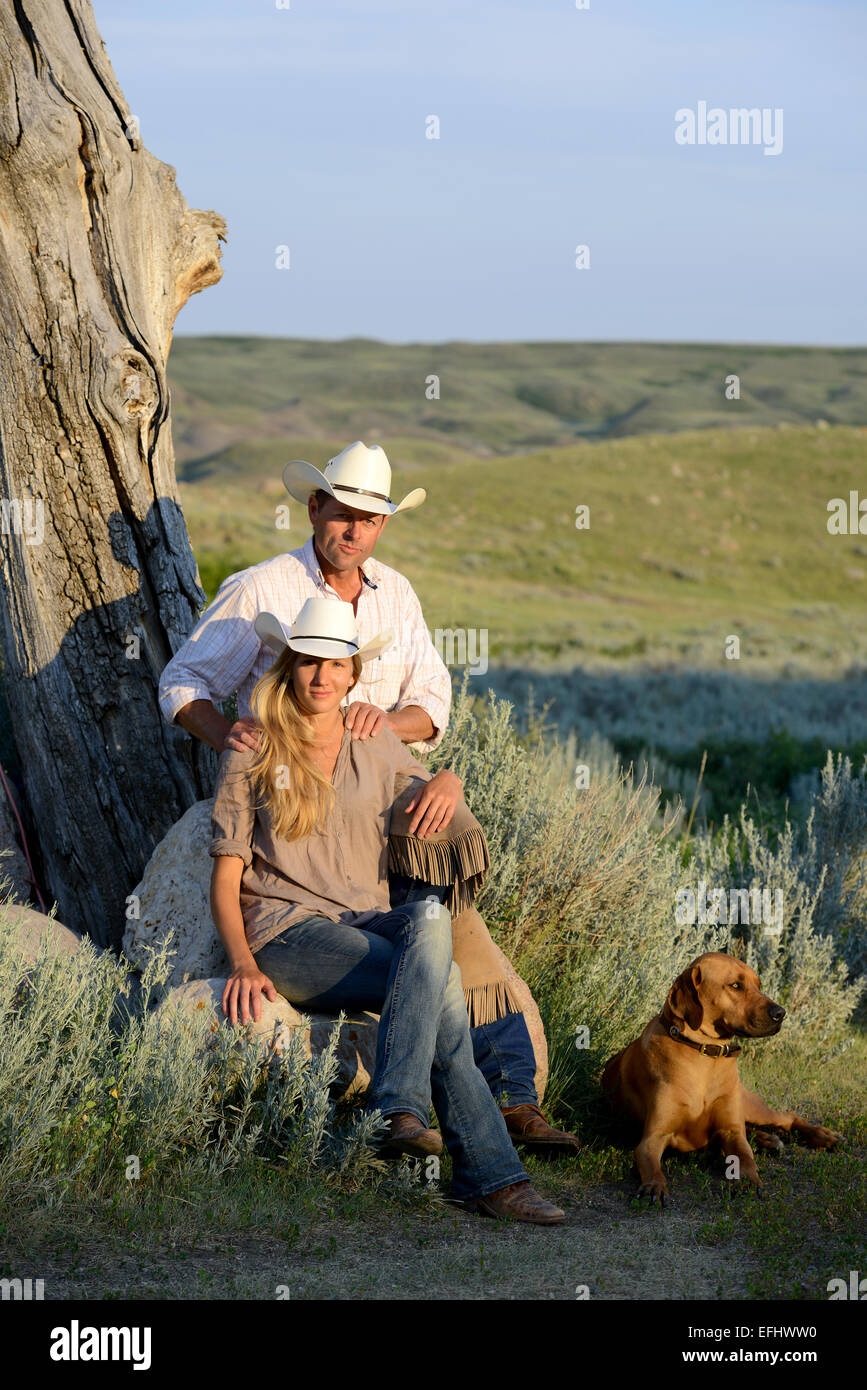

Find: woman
209;596;564;1224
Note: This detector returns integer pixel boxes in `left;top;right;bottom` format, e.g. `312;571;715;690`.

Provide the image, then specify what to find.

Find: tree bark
0;1;225;945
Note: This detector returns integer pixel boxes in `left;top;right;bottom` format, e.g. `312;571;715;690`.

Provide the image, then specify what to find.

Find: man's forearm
177;695;432;751
385;704;436;744
175;698;232;752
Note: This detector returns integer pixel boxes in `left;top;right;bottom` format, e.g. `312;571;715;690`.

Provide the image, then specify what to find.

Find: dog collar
660;1015;741;1058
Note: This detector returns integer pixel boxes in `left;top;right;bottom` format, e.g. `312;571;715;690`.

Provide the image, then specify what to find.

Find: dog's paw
636;1177;669;1208
804;1125;845;1150
751;1130;785;1155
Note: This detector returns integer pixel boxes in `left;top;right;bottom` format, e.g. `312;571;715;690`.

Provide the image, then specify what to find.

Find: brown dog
601;952;843;1204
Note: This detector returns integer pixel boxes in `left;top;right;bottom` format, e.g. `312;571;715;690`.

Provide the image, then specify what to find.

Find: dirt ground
7;1177;763;1301
6;1044;862;1302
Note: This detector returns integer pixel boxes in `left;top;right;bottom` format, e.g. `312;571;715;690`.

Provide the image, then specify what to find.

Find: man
159;440;579;1154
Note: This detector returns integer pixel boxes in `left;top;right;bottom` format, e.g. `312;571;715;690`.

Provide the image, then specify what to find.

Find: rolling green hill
170;337;867;677
168;338;867;479
4;342;867;810
179;417;867;674
174;396;867;816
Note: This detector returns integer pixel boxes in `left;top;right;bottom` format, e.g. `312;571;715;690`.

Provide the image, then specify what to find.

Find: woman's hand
405;770;463;837
222;962;279;1026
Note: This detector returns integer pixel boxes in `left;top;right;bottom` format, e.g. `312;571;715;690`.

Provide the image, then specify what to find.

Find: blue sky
92;0;866;344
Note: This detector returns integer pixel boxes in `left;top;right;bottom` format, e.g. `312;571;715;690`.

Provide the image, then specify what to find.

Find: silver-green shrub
0;901;391;1207
3;677;863;1188
429;680;864;1115
479;665;867;754
688;809;864;1062
800;752;867;978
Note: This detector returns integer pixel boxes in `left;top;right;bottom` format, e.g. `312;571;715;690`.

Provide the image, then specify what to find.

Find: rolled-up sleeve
210;749;256;865
159;568;263;726
393;579;452;753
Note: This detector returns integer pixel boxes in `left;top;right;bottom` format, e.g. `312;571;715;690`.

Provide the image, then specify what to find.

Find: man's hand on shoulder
224;717;262;753
344;702;387;740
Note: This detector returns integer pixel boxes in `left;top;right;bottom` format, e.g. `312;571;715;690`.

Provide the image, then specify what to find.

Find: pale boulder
123;800;228;986
157;976;305;1055
0;899;149;1030
156;977;378;1095
309;1011;380;1096
125;797;547;1100
0;900;83;964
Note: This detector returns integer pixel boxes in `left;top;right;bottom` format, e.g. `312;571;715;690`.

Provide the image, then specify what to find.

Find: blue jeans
253;900;529;1202
389;874;539;1108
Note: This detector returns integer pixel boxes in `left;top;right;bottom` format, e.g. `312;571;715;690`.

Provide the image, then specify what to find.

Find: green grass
2;1032;860;1300
179;422;867;672
692;1033;867;1300
169;338;867;672
168;337;867;470
614;729;867;833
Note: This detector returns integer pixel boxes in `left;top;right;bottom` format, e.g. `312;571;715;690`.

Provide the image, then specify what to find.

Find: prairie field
183;421;867;670
171;337;867;676
174;344;867;832
2;338;865;1300
2;683;865;1301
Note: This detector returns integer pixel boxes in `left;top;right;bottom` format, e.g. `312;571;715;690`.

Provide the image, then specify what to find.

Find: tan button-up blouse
209;723;434;953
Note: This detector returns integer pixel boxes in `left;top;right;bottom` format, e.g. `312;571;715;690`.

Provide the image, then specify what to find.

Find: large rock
158;976;304;1054
0;899;148;1031
0;900;83;963
123;801;226;985
309;1012;380;1096
125;798;547;1100
156;977;379;1095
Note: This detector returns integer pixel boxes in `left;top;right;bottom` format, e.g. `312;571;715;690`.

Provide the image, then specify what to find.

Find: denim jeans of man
253;897;529;1202
389;873;539;1108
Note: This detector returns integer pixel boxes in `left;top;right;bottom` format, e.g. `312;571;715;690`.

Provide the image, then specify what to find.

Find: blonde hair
248;646;362;840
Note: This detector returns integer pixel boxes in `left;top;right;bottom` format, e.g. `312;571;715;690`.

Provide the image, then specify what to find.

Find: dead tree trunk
0;1;225;945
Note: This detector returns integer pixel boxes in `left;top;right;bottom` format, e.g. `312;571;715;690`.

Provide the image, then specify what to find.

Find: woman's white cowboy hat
282;440;425;517
254;597;394;663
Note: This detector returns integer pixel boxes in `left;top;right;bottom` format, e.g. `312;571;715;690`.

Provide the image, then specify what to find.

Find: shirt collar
300;534;380;592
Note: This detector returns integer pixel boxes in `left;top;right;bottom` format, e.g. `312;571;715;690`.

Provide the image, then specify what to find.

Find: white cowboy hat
282;440;426;517
254;597;394;663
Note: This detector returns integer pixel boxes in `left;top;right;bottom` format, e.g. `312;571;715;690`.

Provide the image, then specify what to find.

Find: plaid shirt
158;535;451;752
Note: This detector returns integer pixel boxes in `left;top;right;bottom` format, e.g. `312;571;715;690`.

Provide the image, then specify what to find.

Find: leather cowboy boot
500;1103;581;1155
380;1112;443;1159
470;1180;565;1224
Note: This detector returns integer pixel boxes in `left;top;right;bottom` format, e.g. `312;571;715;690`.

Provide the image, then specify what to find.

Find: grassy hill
17;338;867;788
6;343;866;788
170;336;867;677
168;338;867;476
179;418;867;674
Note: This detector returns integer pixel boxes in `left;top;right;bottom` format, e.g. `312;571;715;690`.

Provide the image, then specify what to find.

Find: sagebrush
2;679;864;1200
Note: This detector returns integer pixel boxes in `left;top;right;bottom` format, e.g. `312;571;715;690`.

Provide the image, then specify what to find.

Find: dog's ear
667;964;703;1031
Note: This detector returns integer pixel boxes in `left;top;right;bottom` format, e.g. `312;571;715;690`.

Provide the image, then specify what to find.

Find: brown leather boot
470;1180;565;1225
501;1103;581;1154
380;1112;443;1158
